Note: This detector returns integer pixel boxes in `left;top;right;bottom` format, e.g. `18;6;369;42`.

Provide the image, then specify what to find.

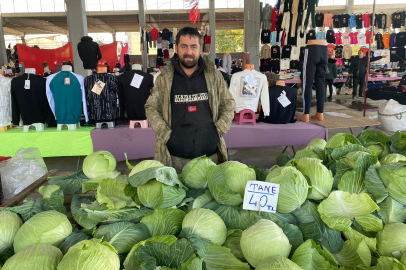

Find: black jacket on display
11;73;56;126
118;70;154;120
84;73;118;123
77;36;102;69
258;85;297;124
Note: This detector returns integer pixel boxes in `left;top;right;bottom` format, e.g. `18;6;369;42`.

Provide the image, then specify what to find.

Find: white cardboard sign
242;181;280;213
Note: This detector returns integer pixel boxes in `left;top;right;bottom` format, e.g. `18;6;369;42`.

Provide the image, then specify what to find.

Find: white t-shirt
280;59;290;70
228;70;270;116
290;46;300;60
357;33;366;45
380;49;390;65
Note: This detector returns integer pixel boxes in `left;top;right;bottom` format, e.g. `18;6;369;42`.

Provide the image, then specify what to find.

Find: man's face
175;34;202;69
358;51;365;58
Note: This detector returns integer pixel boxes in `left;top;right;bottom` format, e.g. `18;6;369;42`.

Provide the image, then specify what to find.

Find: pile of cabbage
1;130;406;270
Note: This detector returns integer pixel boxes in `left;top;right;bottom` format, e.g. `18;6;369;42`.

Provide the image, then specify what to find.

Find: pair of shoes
352;96;356;99
328;96;332;100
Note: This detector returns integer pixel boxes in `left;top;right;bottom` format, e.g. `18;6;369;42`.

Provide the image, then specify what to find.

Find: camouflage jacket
145;59;235;166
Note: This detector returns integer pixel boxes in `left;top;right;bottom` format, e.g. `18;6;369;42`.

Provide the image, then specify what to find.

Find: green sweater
325;59;338;80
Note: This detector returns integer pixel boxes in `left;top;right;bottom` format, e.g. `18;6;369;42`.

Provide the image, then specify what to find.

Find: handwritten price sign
242;181;280;213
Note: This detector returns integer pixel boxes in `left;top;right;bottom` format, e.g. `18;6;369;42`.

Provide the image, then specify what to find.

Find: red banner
16;43;73;75
98;41;120;71
17;41;120;75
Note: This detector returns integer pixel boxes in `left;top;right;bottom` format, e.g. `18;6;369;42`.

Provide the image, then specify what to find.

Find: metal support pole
138;0;147;72
0;15;9;65
364;0;376;117
209;0;216;62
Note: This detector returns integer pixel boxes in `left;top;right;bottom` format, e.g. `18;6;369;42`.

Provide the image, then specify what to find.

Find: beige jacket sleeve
214;70;235;137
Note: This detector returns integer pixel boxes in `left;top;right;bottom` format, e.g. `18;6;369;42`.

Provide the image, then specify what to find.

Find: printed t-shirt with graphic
383;33;390;48
341;14;351;27
334;32;343;45
228;69;270;116
343;45;352;59
271;45;281;59
351;45;361;56
342;33;350;45
335;46;343;58
349;32;358;44
365;30;375;44
357;33;366;45
327;44;336;55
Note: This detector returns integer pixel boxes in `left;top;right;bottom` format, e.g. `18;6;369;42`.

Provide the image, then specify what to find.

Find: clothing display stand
0;125;12;132
296;39;327;123
23;123;45;132
22;69;45;132
129;120;149;129
96;122;115;129
57;123;81;131
56;65;81;131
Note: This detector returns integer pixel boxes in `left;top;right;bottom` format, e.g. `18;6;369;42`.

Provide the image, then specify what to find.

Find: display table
91;122;328;161
284;77;402;84
0;127;94;157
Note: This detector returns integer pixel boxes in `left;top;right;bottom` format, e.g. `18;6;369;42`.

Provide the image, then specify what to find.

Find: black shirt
261;29;271;44
257;85;297;124
117;70;153;120
260;58;271;72
356;15;363;29
161;28;171;40
333;15;341;28
341;14;351;27
315;13;324;27
167;56;219;159
375;33;384;50
326;30;335;44
290;60;299;69
335;46;343;58
375;14;387;29
392;12;403;29
271;59;280;73
84;73;118;123
11;73;56;126
306;30;316;43
396;32;406;48
271;45;281;59
282;45;292;59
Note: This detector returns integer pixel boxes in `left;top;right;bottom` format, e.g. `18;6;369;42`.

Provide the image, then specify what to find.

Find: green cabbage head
380;154;406;165
307;138;327;149
13;210;72;253
377;223;406;257
2;244;63;270
265;166;309;213
181;156;216;189
182;208;227;245
256;256;302;270
219;161;256;197
0;210;22;253
57;238;120;270
240;219;291;268
83;151;118;179
377;163;406;205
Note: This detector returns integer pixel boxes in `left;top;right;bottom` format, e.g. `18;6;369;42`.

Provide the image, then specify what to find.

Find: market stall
1;130;406;269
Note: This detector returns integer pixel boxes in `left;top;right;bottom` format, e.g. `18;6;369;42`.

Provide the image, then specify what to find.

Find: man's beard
179;54;199;68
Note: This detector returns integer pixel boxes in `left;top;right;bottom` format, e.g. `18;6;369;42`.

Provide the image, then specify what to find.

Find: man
145;27;235;171
349;50;387;99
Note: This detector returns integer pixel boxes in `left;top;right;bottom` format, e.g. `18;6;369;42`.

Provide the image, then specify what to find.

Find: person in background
54;63;62;73
105;62;110;73
325;54;337;101
43;61;52;77
124;61;132;72
349;50;387;99
231;60;243;74
115;60;121;70
67;59;74;71
145;27;235;171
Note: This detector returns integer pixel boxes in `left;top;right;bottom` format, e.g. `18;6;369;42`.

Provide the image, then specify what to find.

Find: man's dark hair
176;27;202;46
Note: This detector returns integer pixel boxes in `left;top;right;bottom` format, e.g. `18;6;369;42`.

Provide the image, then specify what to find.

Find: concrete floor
43;94;397;173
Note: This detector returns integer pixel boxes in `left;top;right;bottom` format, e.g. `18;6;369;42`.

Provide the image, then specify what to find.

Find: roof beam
3;18;68;35
86;16;115;34
3;27;24;36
